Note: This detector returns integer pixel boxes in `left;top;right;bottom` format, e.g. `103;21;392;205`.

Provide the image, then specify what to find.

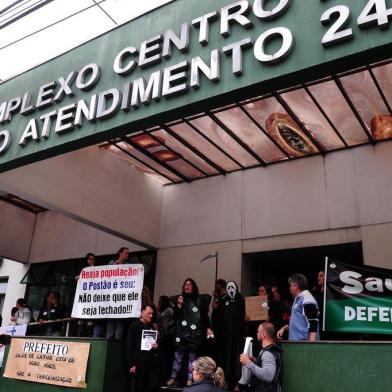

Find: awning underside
102;61;392;185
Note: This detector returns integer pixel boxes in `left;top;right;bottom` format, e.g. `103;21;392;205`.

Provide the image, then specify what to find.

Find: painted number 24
320;0;392;47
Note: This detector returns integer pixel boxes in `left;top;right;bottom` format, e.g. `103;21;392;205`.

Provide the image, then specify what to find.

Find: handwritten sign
245;296;269;321
3;338;90;388
72;264;144;319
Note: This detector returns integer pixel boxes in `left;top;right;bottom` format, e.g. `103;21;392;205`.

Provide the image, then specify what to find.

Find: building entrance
242;241;364;299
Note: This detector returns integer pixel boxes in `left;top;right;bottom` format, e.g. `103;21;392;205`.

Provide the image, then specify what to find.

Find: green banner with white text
325;259;392;335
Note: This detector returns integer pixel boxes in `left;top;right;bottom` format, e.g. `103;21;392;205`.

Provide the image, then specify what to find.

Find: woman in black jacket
184;356;226;391
167;278;213;387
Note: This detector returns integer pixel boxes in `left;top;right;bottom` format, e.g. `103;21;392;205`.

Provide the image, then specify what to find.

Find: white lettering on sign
0;0;390;159
0;130;11;154
344;306;392;322
340;271;392;295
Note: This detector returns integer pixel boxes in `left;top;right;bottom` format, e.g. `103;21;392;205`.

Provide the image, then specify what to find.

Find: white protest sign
141;330;158;351
0;324;27;367
71;264;144;319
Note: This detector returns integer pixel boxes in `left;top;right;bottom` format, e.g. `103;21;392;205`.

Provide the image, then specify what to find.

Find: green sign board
0;0;392;172
325;259;392;335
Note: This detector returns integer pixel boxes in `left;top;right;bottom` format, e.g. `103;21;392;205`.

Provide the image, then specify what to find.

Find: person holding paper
127;304;160;392
239;322;282;392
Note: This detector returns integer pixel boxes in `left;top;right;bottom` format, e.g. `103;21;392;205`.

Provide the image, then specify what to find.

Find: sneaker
166;378;176;386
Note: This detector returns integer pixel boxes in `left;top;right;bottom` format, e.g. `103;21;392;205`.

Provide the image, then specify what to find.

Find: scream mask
226;281;238;300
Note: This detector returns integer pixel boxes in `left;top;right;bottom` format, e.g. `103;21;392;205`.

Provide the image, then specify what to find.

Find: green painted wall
282;341;392;392
0;0;391;171
1;339;392;391
0;338;128;392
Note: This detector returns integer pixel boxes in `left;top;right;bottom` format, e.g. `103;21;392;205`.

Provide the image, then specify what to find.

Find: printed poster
141;330;158;351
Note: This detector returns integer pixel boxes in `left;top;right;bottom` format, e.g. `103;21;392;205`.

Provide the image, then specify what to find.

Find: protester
10;306;18;319
211;279;226;363
75;252;96;280
271;286;291;319
184;356;225;392
268;286;290;332
127;304;160;392
311;271;325;311
216;281;245;390
312;270;325;338
239;322;282;392
158;295;174;335
167;278;213;387
142;286;153;306
211;279;227;324
258;284;270;298
158;295;175;381
76;253;104;337
107;247;129;340
277;274;319;341
211;279;227;327
10;298;32;326
142;286;156;320
38;291;68;336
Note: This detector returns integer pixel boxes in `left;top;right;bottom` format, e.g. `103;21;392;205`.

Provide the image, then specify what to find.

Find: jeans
106;319;124;340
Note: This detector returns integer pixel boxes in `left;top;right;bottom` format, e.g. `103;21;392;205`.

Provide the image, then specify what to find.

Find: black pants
134;357;160;392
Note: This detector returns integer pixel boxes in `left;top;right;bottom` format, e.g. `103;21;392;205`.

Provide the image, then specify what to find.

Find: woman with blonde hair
184;356;226;391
